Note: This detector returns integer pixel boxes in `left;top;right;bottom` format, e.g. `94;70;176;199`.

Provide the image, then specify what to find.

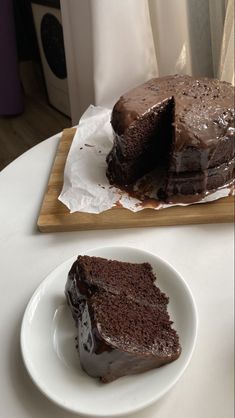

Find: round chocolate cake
106;75;235;202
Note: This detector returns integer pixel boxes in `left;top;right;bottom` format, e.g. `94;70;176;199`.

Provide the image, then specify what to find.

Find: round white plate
21;246;198;417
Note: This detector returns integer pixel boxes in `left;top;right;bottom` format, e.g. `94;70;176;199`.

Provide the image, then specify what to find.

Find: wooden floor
0;93;71;170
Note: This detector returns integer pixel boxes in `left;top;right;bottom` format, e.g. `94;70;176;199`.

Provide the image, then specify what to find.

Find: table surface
0;133;234;418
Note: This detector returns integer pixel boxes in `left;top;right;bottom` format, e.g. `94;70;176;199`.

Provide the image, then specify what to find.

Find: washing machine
31;0;71;116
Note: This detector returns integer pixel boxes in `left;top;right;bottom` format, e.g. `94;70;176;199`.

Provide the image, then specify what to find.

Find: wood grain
37;128;234;232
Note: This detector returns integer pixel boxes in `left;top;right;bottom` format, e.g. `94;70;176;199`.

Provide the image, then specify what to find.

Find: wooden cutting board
37;128;234;232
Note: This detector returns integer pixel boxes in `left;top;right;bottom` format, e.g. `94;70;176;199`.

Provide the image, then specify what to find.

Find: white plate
21;246;198;417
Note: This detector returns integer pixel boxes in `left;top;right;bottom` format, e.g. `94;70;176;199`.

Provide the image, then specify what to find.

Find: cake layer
107;147;234;199
66;256;169;314
107;129;234;185
164;158;234;199
78;292;180;383
169;132;234;173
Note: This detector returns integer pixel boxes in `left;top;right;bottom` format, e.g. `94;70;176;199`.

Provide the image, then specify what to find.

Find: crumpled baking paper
59;105;234;214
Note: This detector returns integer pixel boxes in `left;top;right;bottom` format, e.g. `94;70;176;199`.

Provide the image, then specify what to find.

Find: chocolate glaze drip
159;158;235;200
111;75;234;152
107;75;235;200
65;256;181;383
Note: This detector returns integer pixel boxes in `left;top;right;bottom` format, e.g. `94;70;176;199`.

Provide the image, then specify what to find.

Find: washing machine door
40;12;67;79
32;3;71;117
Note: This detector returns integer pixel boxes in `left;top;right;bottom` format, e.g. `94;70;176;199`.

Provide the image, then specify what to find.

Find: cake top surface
112;75;235;150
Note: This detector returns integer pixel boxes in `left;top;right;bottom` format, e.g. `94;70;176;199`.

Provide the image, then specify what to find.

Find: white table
0;133;234;418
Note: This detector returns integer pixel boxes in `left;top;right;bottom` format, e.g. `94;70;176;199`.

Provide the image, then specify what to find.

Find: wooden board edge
37;128;76;229
37;211;234;232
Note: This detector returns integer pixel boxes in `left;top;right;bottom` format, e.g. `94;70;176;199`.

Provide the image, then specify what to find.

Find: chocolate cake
65;255;181;383
106;75;235;201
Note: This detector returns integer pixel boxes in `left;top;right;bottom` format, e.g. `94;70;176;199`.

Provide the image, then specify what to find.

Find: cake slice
65;255;181;383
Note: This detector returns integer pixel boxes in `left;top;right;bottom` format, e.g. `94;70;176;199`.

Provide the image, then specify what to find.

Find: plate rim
20;245;198;417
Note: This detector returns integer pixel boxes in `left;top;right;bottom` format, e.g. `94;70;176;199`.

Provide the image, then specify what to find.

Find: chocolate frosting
111;75;234;153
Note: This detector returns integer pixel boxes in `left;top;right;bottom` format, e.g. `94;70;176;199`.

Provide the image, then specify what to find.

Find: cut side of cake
107;98;174;185
65;255;181;383
106;75;235;202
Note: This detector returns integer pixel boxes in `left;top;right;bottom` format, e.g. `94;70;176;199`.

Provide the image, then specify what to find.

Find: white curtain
61;0;234;124
219;0;234;85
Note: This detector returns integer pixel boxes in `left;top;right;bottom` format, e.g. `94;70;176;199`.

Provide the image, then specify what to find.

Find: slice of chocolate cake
65;255;181;383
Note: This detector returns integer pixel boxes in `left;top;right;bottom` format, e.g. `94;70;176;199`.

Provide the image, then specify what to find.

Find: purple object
0;0;23;115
